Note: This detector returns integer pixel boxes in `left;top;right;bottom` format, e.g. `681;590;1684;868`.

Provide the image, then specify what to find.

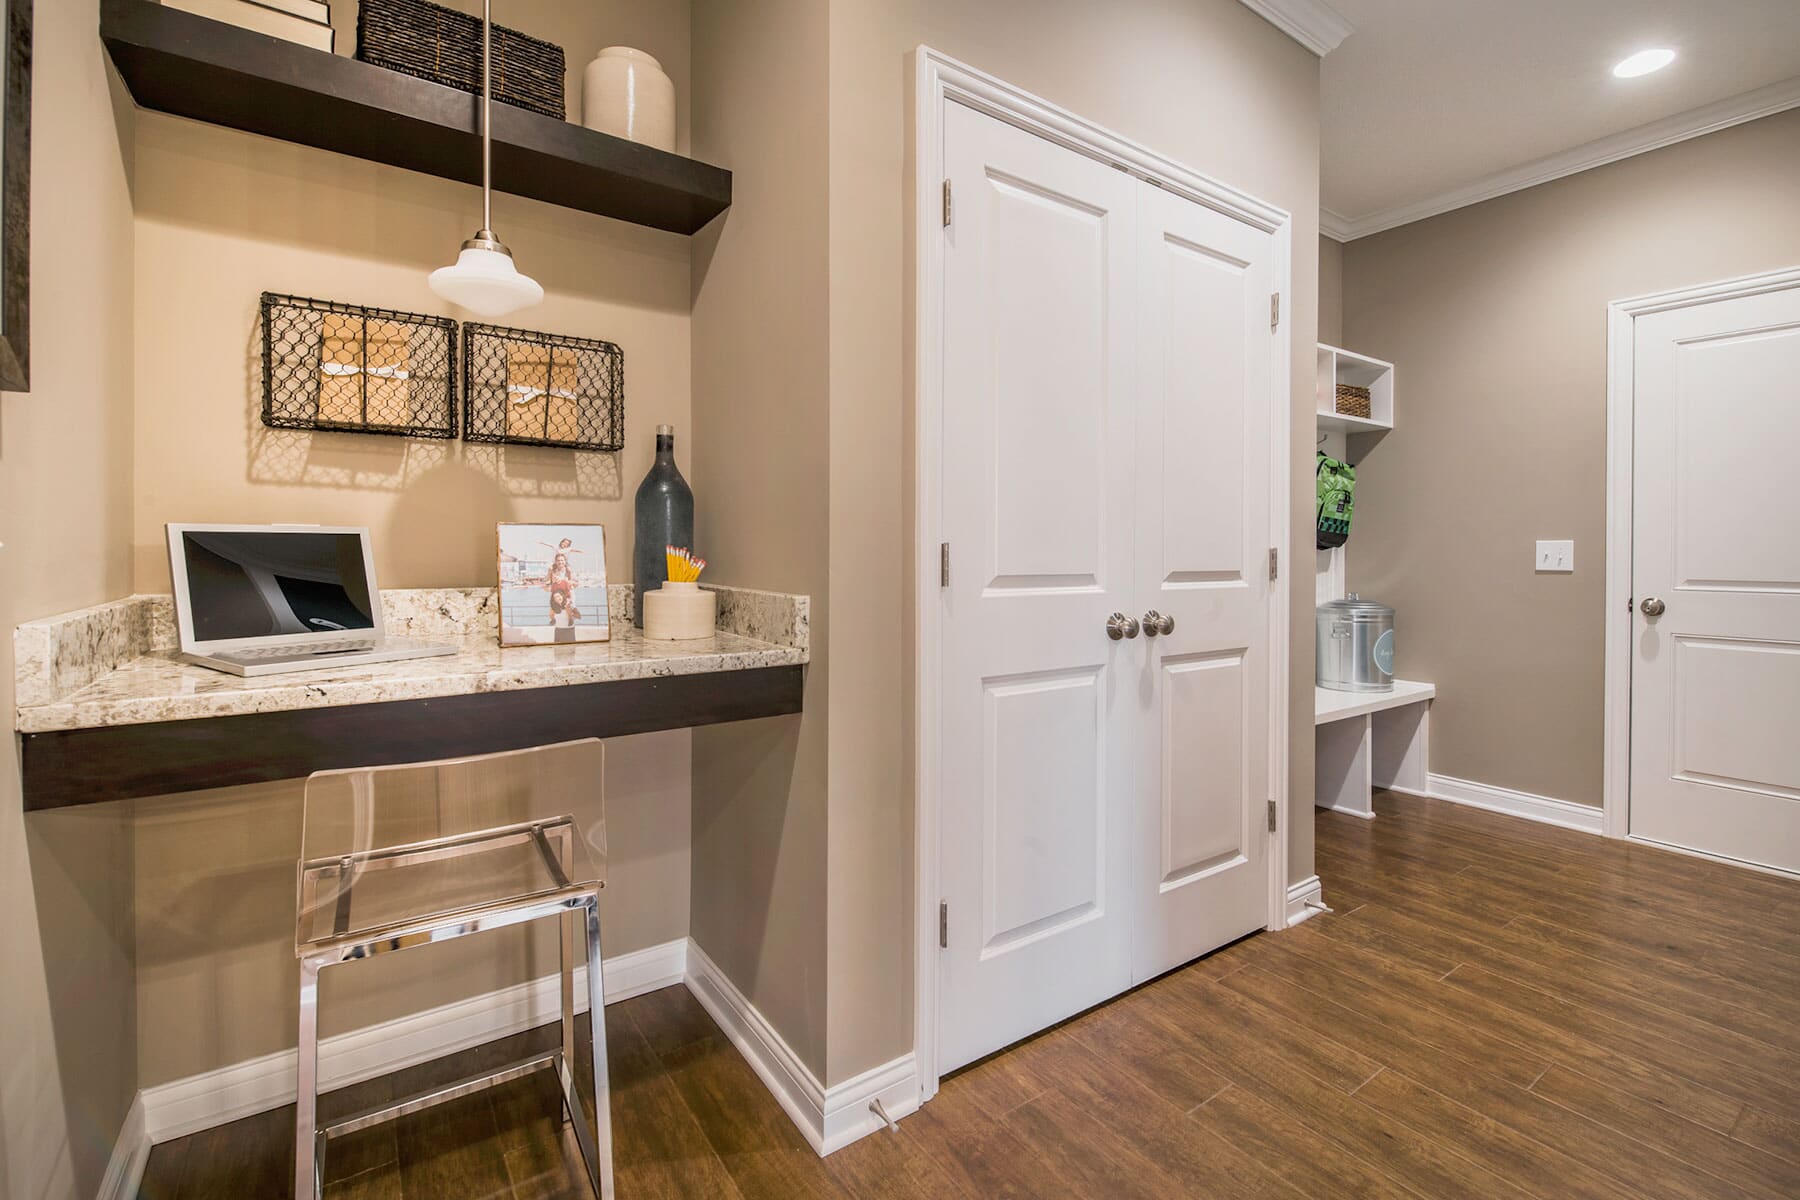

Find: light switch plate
1535;539;1574;573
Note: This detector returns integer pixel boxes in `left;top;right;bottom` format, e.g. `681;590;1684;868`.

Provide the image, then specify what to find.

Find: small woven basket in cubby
1335;383;1372;419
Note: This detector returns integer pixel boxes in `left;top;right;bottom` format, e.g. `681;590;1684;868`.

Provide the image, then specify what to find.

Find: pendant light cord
481;0;493;236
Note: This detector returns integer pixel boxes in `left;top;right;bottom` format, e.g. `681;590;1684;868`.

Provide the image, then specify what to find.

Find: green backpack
1317;452;1355;549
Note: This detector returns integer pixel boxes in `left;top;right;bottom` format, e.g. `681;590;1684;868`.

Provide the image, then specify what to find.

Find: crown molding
1238;0;1353;56
1320;206;1354;241
1322;75;1800;242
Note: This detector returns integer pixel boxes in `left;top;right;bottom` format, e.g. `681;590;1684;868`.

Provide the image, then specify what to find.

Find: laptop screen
179;530;376;643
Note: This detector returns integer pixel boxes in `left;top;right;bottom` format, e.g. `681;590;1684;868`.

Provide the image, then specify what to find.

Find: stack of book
160;0;335;52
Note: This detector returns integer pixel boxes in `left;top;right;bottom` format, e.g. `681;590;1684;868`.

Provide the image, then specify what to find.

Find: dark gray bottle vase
633;425;694;627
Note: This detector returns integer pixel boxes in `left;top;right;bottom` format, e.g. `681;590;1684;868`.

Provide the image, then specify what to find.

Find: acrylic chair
293;739;613;1199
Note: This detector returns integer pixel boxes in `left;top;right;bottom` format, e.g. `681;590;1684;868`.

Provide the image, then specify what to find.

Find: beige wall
1319;233;1343;346
0;3;139;1196
1341;108;1800;806
124;3;700;1085
130;117;693;592
819;0;1321;1083
688;0;834;1079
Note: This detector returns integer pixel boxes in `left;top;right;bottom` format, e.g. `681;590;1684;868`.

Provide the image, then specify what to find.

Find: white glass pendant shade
429;244;544;318
428;0;543;319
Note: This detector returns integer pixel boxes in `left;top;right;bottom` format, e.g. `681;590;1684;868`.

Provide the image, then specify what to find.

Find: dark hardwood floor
139;790;1800;1198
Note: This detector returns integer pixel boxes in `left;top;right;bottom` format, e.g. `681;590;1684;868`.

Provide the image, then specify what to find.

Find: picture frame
497;522;610;645
0;0;32;392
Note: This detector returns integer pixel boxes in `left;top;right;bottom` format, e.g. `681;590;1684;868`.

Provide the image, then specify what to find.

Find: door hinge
940;542;950;587
942;179;953;227
1270;292;1280;329
1269;547;1279;581
1267;799;1278;833
939;901;948;948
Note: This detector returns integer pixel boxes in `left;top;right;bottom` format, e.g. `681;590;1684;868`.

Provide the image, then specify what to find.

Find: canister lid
1318;596;1394;618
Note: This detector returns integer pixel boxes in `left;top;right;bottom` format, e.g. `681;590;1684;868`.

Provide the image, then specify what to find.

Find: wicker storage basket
357;0;566;120
1335;383;1372;419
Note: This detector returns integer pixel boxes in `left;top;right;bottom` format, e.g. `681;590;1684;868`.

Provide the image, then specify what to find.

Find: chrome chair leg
587;897;615;1200
560;907;577;1077
296;956;322;1200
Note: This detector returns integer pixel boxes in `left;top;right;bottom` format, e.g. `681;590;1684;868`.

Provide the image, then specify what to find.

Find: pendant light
429;0;544;317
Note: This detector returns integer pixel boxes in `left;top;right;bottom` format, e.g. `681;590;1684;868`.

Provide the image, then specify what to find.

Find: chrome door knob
1106;613;1140;640
1142;610;1174;637
1640;597;1666;617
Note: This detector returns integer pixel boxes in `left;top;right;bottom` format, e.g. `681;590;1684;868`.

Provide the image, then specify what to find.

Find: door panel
938;100;1138;1073
1157;238;1248;585
988;177;1110;587
1131;183;1273;981
1159;652;1249;885
1672;327;1800;589
983;669;1105;949
1630;285;1800;873
1673;638;1800;799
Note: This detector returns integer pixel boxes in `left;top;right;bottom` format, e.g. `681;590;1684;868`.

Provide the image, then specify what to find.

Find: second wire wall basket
463;323;625;452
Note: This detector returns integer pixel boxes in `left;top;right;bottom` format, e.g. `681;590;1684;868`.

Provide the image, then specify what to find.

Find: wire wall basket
261;293;457;438
462;323;625;452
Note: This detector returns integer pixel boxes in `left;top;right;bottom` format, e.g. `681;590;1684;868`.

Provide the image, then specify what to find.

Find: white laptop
166;523;456;677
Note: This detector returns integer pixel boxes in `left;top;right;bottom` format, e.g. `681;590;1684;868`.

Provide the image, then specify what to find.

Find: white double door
937;101;1277;1073
1629;278;1800;874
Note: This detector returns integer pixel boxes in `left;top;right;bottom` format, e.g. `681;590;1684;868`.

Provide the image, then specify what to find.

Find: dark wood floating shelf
99;0;731;235
19;665;801;811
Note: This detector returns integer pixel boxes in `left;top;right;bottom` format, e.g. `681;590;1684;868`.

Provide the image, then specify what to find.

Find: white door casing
1131;182;1275;981
936;100;1140;1075
1624;280;1800;874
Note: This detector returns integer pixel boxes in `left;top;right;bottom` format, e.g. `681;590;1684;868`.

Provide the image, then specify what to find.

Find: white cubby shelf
1316;344;1395;434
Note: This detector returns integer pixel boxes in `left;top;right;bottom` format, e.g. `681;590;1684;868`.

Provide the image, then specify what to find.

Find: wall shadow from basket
462;441;621;500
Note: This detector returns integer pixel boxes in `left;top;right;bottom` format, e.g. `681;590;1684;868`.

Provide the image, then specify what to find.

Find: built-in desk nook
14;584;807;811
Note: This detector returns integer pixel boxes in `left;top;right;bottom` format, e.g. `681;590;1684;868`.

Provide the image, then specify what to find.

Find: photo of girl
497;523;609;645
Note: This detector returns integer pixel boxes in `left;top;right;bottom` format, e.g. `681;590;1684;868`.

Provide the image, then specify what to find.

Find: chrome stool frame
295;815;613;1200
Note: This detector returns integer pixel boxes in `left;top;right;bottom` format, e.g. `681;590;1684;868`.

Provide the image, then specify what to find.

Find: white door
1630;281;1800;874
936;99;1277;1073
1130;184;1274;981
937;101;1139;1074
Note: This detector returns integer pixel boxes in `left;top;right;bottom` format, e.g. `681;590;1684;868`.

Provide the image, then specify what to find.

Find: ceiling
1319;0;1800;238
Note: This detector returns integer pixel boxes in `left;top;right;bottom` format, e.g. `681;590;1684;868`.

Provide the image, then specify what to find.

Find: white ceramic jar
582;47;675;152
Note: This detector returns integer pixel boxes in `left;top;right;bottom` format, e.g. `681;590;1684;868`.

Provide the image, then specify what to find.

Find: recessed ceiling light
1613;48;1676;78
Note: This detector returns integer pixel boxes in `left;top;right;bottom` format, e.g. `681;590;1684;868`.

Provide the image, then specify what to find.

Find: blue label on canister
1372;629;1395;676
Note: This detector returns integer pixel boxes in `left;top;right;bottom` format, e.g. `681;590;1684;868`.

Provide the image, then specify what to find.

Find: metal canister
1316;595;1395;693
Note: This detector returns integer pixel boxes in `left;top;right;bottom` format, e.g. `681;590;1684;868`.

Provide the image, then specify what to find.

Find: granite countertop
15;584;808;734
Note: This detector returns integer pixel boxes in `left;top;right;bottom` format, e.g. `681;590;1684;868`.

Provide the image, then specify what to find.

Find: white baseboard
139;937;687;1145
96;1093;150;1200
1284;875;1327;927
1316;802;1377;820
683;937;828;1152
683;938;919;1157
1426;773;1603;835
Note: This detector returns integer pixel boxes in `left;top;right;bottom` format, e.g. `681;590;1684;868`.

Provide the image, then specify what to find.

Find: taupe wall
821;0;1322;1083
689;0;834;1078
1319;234;1343;346
0;3;139;1195
124;2;700;1086
1341;108;1800;806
